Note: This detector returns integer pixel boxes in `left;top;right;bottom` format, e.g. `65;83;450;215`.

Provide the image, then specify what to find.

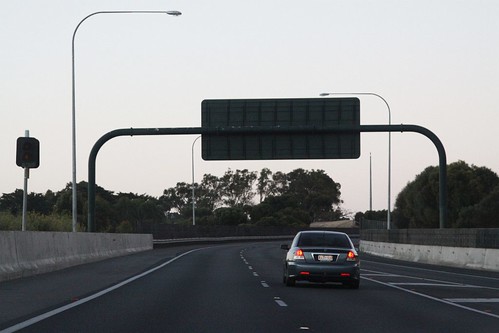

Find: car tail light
346;251;357;261
293;248;305;260
300;271;310;276
340;273;351;277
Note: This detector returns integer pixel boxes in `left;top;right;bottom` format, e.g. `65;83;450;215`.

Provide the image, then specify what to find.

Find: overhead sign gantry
87;98;447;232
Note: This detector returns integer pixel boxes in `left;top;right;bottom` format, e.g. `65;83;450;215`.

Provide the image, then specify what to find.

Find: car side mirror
280;244;290;250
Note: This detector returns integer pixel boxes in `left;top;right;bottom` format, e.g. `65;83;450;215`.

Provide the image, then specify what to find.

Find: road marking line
253;272;259;277
364;269;493;290
362;276;499;319
0;248;205;333
275;300;288;307
261;281;269;288
389;282;466;287
248;266;253;270
362;259;499;282
445;298;499;303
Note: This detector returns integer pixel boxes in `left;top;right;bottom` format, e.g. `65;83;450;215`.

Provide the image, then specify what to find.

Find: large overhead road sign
201;98;360;160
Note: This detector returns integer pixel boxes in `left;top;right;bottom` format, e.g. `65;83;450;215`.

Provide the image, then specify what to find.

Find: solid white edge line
361;259;499;282
389;283;471;287
362;276;499;319
445;298;499;303
0;248;204;333
362;268;494;290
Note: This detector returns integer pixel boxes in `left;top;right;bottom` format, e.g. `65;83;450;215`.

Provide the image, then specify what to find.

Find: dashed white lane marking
261;281;269;288
253;272;259;277
445;298;499;303
275;300;287;307
248;266;253;270
274;297;288;307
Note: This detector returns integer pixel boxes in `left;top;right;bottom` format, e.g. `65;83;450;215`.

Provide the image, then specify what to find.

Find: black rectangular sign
201;98;360;160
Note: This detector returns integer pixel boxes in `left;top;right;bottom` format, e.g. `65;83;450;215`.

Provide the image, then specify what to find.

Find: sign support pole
22;130;29;231
86;124;447;232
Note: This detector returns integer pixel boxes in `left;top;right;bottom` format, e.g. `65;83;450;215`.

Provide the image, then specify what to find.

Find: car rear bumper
287;261;360;283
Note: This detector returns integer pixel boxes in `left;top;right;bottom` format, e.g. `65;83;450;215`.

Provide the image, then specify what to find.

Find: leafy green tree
197;174;222;211
456;185;499;228
250;194;300;224
393;161;499;228
250;169;341;225
213;207;248;225
286;169;342;222
0;189;24;215
160;182;192;216
0;189;56;216
268;171;288;196
257;168;273;203
114;194;164;231
218;169;257;207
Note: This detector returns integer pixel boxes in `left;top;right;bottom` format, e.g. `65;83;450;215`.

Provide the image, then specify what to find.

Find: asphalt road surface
1;242;498;332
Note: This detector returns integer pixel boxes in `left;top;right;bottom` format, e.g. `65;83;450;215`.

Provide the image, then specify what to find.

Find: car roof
298;230;348;236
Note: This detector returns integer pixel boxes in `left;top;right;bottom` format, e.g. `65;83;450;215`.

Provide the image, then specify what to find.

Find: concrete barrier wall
360;240;499;272
0;231;153;282
360;228;499;248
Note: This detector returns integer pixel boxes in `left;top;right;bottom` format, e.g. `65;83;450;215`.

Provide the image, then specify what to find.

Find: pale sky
1;0;498;216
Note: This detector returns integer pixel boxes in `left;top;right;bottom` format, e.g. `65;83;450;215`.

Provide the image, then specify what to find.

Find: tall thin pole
22;130;29;231
369;153;372;212
71;10;181;232
320;92;392;229
191;136;201;226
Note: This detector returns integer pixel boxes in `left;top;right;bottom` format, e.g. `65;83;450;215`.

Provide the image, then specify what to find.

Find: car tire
285;276;296;287
283;266;295;287
348;279;360;289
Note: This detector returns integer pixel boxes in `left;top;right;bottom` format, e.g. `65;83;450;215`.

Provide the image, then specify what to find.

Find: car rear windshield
297;233;350;248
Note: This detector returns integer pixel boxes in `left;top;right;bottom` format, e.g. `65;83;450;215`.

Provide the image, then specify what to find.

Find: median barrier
0;231;152;282
153;235;295;248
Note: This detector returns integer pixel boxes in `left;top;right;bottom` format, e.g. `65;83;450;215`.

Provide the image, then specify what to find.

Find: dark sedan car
281;230;360;288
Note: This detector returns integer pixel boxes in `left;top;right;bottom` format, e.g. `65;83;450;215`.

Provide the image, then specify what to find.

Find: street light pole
71;10;181;232
191;136;201;226
369;152;373;212
320;92;392;229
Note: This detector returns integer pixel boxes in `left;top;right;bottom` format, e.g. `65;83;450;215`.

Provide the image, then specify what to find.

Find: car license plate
317;255;334;262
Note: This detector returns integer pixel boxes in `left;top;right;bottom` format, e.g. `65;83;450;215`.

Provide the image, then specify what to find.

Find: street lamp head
166;11;182;16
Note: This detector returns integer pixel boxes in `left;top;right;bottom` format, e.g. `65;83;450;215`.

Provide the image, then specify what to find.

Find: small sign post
16;131;40;231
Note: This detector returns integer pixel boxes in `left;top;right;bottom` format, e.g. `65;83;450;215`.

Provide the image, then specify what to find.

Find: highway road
1;241;498;332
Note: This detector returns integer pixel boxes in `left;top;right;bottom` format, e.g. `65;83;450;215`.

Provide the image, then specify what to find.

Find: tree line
1;161;497;232
0;168;343;232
